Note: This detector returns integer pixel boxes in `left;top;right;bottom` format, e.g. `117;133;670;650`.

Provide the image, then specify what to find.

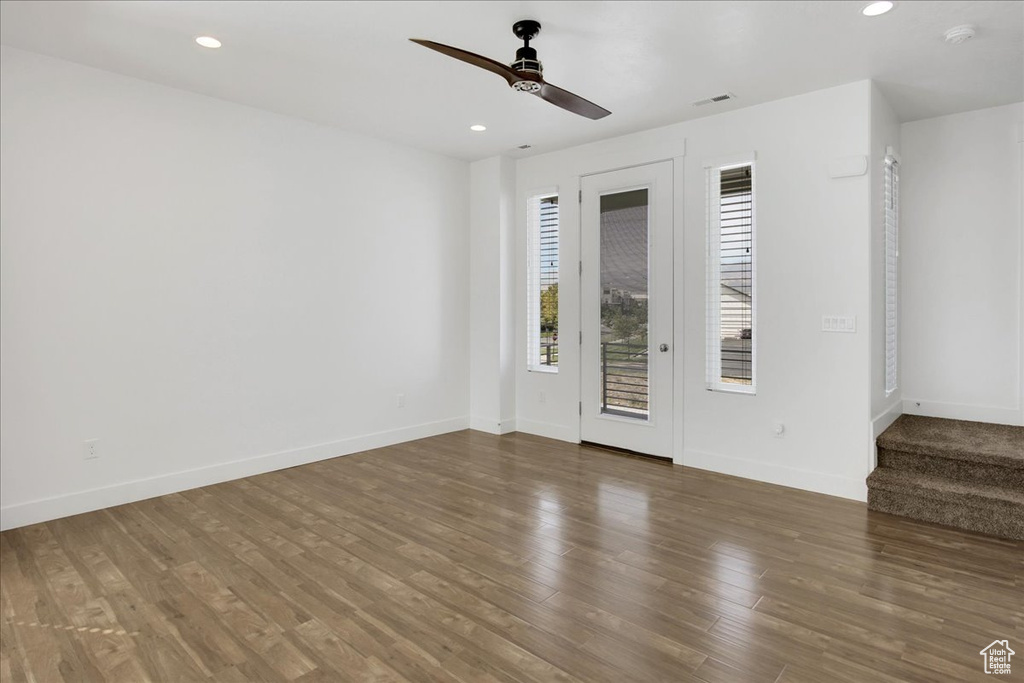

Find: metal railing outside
601;341;649;416
721;338;752;382
540;341;558;366
596;339;749;415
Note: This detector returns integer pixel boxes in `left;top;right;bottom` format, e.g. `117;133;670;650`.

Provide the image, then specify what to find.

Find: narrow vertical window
884;154;899;395
527;193;559;371
706;161;755;393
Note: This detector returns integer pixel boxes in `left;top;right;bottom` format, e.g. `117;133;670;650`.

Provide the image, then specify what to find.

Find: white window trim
705;154;757;395
527;188;559;373
884;149;899;396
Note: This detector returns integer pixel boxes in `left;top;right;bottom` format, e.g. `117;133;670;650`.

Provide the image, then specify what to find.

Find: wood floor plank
3;430;1022;682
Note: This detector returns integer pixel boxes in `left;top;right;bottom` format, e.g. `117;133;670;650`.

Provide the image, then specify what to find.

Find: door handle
660;343;669;352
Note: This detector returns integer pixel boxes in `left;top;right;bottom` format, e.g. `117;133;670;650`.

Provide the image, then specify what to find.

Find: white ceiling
1;1;1021;161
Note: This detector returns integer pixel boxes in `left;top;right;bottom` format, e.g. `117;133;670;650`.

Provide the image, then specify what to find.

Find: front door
580;161;674;457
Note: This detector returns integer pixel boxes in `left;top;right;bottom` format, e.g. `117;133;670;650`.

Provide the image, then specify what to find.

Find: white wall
516;81;875;500
680;82;872;500
0;47;470;529
869;83;903;447
901;103;1024;426
469;156;516;433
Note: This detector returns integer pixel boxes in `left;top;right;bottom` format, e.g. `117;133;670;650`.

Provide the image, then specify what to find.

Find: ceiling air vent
692;92;736;107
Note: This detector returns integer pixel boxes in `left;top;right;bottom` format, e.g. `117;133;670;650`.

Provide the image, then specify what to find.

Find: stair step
867;467;1024;505
877;414;1024;470
867;468;1024;540
877;447;1024;489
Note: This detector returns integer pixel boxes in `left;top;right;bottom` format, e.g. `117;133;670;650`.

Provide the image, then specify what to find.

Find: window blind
884;155;899;395
706;162;755;392
527;193;559;371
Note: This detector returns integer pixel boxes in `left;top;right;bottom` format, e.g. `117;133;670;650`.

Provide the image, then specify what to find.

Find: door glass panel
599;189;649;419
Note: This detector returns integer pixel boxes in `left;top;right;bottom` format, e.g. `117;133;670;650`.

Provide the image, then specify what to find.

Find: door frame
578;161;676;458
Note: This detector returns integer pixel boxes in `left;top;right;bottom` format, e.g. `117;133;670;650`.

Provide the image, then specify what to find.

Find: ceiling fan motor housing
511;48;542;80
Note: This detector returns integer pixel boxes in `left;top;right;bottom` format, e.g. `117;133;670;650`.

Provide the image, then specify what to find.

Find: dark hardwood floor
2;430;1021;682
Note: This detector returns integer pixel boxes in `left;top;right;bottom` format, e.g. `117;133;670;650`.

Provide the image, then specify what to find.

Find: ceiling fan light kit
410;20;611;120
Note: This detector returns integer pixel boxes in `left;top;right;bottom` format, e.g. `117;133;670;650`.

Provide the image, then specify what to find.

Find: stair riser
868;488;1024;541
877;448;1024;489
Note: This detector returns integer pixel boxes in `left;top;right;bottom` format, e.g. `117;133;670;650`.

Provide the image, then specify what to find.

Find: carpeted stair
867;414;1024;540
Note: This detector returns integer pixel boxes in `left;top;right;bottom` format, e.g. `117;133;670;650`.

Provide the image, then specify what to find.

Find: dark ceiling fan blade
409;39;521;87
535;82;611;120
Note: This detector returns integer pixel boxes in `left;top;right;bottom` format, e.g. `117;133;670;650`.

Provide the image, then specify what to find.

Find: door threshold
580;441;673;464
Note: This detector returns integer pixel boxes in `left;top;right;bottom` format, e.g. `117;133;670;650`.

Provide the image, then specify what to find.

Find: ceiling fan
410;20;611;120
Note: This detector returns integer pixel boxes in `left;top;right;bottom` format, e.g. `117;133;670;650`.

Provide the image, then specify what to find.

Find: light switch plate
822;315;856;333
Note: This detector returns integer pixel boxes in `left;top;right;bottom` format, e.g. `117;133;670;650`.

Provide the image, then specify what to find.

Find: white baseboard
902;398;1023;426
681;449;867;502
0;416;469;531
515;418;579;444
468;416;517;435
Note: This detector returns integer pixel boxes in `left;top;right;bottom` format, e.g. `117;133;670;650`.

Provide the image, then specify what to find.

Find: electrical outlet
396;393;406;408
83;439;99;460
539;391;547;404
773;422;785;438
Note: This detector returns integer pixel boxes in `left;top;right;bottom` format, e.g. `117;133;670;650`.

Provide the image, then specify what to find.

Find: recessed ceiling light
862;1;894;16
195;36;222;49
470;124;487;132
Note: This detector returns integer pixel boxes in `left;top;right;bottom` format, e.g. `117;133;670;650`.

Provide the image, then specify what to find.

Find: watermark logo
980;640;1014;675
